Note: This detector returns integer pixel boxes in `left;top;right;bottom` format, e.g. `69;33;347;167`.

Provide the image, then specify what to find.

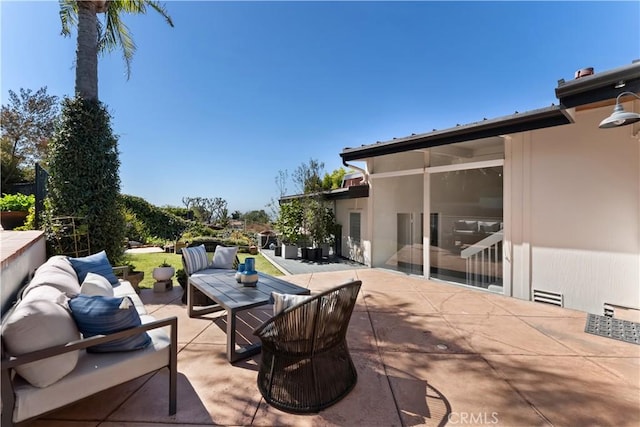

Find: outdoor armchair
253;280;362;413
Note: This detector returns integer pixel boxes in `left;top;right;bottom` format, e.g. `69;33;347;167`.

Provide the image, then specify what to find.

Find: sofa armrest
1;316;177;370
113;265;129;279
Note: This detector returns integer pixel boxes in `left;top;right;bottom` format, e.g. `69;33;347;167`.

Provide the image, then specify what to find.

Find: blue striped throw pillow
182;244;208;274
69;251;119;285
69;294;151;353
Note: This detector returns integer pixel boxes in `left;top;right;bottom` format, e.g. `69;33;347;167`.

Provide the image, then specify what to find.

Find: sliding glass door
429;166;503;291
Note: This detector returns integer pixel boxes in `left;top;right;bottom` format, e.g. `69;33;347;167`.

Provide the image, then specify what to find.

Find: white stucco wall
506;102;640;314
1;231;46;315
371;151;425;173
335;198;370;265
370;173;424;269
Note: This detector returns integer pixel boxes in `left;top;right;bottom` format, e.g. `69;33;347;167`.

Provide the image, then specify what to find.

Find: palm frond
104;2;136;79
145;1;174;27
58;0;78;37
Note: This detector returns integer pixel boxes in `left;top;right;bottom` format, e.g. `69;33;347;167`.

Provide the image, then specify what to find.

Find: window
349;212;361;244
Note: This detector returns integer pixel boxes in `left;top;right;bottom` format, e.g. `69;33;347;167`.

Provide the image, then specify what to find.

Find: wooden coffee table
187;270;310;362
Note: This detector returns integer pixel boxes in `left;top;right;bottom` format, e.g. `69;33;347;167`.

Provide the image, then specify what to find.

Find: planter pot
282;244;298;259
306;247;320;261
0;210;28;230
274;246;282;256
127;271;144;293
301;247;309;260
152;266;175;282
320;243;330;257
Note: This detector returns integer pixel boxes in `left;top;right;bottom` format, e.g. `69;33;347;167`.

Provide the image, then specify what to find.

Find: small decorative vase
241;257;258;287
241;271;259;287
235;263;245;283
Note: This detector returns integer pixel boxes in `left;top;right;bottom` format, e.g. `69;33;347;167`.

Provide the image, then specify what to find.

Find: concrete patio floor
30;268;640;427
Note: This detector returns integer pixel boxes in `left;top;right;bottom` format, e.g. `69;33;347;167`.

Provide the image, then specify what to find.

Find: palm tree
59;0;173;101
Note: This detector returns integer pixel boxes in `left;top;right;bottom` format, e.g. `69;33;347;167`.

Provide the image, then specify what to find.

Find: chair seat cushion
10;315;170;423
271;292;313;316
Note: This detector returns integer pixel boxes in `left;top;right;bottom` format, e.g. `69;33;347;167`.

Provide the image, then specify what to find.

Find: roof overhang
555;61;640;108
340;106;571;162
279;185;369;203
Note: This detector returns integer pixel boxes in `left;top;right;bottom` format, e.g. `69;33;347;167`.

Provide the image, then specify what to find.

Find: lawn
124;251;283;289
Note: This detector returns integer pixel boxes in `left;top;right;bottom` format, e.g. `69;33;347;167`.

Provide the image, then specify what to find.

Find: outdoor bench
0;253;177;426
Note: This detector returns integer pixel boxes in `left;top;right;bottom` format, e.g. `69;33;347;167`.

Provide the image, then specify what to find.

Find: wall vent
603;303;615;318
532;289;564;307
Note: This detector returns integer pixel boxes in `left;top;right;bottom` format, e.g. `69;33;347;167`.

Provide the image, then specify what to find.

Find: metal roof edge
555;61;640;99
340;105;570;161
278;185;369;202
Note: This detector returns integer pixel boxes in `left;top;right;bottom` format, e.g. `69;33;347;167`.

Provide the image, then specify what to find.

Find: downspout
342;160;369;185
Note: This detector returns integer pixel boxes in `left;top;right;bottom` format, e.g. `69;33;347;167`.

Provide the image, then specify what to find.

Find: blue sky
2;1;639;214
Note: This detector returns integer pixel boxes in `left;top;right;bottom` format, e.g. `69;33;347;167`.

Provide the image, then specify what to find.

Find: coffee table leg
227;308;262;363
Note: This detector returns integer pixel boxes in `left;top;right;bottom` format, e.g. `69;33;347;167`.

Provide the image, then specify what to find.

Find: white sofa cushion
112;280;147;315
2;285;81;388
10;315;170;423
22;255;81;298
80;272;114;297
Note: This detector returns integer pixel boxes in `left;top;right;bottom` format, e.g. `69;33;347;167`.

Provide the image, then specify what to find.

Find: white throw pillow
80;272;114;297
2;285;80;388
211;246;238;269
272;292;312;316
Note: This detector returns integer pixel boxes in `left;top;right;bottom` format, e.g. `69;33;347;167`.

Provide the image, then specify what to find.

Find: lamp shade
599;92;640;129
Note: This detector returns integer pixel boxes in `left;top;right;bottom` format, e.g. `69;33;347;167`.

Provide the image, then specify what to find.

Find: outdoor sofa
0;251;177;426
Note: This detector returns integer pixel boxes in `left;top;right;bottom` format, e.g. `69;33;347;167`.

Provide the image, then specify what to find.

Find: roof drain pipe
342;160;370;185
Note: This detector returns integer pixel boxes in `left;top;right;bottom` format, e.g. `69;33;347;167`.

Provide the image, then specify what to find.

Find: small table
187;270;310;362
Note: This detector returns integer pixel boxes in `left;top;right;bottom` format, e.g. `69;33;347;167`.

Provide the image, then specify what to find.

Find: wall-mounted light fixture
599;91;640;129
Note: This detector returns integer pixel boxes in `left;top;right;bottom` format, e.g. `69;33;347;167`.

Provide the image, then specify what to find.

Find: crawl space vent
532;289;564;307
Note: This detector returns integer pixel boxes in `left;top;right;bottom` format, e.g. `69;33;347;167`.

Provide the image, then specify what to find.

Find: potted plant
152;260;175;282
306;199;335;260
114;262;144;293
0;193;35;230
275;200;303;259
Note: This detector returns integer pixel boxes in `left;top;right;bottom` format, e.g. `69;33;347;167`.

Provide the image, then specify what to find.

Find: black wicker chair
253;280;362;413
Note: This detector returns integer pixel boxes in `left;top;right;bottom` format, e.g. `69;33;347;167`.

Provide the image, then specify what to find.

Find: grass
124;251;282;289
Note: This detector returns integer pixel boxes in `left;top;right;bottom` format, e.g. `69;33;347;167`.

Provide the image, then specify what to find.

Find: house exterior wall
506;102;639;313
370;173;424;269
335;198;370;266
336;100;639;314
371;151;426;173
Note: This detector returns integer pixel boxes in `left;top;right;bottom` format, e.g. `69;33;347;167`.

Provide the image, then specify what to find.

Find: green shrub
46;97;124;263
120;194;189;242
0;193;34;211
161;206;193;220
185;236;223;252
122;207;149;243
15;205;36;230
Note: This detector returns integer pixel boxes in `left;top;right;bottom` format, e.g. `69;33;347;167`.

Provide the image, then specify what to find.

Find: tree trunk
76;2;99;101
